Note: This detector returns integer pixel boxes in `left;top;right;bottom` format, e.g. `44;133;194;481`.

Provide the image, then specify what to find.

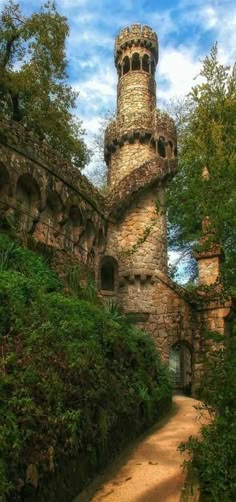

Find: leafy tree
0;0;90;168
180;333;236;501
89;110;115;189
167;46;236;289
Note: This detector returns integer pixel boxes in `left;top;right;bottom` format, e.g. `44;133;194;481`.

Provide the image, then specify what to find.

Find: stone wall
0;118;107;274
117;271;199;390
117;72;156;130
107;142;156;186
105;186;167;276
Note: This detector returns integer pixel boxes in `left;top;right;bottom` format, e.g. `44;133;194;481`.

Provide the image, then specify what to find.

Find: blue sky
3;0;236;174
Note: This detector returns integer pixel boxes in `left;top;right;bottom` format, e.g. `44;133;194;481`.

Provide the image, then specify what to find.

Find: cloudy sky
8;0;236;174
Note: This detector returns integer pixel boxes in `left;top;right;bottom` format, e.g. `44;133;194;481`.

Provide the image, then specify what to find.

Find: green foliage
0;234;61;291
167;45;236;288
0;0;90;168
66;265;98;303
0;235;172;500
179;335;236;501
103;300;126;323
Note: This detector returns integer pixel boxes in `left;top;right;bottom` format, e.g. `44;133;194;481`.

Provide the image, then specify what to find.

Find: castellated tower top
115;24;158;67
104;24;177;188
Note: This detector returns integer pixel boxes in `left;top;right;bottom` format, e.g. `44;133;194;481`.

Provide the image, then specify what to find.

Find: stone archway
169;342;192;395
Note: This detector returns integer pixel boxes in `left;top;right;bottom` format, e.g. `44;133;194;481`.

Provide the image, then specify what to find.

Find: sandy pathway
75;395;204;502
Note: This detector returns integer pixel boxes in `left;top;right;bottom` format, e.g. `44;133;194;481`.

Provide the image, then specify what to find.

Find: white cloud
158;47;202;101
72;64;116;136
179;0;236;64
202;6;218;29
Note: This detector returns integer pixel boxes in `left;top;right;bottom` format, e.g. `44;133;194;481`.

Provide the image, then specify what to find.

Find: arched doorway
169;342;192;395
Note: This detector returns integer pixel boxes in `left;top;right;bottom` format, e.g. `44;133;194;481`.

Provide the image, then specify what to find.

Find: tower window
123;56;130;75
158;137;166;157
132;53;141;71
142;54;150;73
100;256;118;291
167;141;173;158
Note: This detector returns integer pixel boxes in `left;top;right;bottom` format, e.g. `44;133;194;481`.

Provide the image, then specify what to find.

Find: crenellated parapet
154;110;177;142
104;109;177;167
115;24;158;67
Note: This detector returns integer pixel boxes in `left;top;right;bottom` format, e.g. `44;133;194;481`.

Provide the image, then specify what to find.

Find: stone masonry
0;24;234;396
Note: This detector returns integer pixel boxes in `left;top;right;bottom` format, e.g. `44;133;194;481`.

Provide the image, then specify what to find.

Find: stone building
0;24;233;395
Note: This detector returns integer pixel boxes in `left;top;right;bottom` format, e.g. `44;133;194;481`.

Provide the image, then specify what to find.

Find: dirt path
75;395;204;502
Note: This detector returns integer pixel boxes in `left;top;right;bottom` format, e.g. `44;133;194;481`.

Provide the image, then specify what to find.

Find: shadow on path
74;396;202;502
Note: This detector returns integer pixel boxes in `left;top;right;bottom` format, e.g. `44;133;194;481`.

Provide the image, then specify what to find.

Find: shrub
180;334;236;501
0;235;172;501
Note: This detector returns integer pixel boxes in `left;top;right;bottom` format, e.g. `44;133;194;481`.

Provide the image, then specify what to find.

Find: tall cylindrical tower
105;25;177;189
105;25;159;187
104;24;177;298
116;25;158;131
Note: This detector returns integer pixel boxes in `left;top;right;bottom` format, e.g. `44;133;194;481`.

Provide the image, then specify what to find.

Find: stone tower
105;24;159;186
103;25;177;303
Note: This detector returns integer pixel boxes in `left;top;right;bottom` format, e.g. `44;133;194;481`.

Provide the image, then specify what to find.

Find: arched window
132;52;140;71
142;54;150;73
100;256;118;291
123;56;130;75
158;137;166;158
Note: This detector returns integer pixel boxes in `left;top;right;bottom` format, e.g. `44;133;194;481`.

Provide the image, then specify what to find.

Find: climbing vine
119;199;164;258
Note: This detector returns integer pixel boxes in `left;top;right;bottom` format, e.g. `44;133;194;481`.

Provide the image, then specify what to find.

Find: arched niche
15;173;40;231
78;230;88;262
123;56;130;75
35;190;63;247
158;137;166;158
44;191;63;222
16;173;40;209
65;205;84;253
86;219;96;252
100;256;118;292
69;205;83;227
142;54;150;73
97;228;106;253
169;342;192;395
0;163;10;200
132;52;141;71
